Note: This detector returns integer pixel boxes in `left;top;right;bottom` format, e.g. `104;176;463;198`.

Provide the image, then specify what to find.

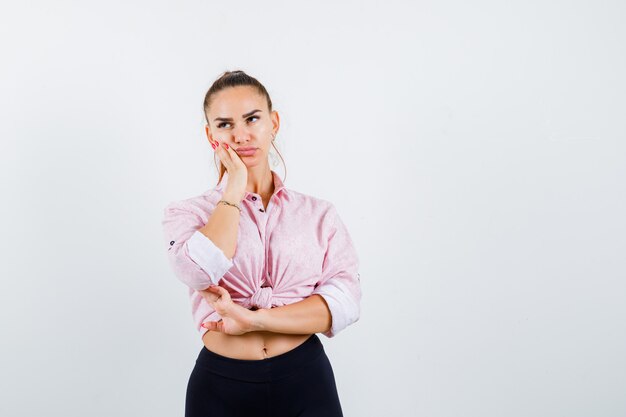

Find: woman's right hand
210;138;247;202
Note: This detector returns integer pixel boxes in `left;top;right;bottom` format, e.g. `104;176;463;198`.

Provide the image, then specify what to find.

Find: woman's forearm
252;295;332;335
197;190;242;260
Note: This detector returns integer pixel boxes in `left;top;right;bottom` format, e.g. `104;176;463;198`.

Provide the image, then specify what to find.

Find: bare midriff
202;329;314;360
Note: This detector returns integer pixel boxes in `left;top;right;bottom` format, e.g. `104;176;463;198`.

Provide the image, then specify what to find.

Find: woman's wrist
250;308;268;332
222;189;244;203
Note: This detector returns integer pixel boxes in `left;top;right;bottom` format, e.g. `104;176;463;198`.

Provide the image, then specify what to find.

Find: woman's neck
246;165;274;197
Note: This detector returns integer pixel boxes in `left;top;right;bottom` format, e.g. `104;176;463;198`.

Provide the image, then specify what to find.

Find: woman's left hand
198;285;257;335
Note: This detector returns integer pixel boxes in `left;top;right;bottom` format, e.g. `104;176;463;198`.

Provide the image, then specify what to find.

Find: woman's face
205;86;279;168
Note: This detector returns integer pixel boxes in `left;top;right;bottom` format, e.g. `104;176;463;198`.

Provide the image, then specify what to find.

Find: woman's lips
236;148;257;156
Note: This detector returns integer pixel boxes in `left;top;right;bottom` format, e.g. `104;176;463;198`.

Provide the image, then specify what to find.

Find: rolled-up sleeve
312;205;362;338
162;201;234;291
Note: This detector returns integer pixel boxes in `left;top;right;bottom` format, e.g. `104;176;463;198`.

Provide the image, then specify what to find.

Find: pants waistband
195;334;324;382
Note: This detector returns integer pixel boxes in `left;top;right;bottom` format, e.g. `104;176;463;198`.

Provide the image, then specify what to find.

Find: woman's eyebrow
214;109;262;122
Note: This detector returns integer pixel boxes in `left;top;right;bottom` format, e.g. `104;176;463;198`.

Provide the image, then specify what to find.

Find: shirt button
251;196;257;201
259;208;264;212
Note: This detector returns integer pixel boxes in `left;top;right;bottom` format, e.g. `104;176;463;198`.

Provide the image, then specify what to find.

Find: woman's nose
232;127;251;142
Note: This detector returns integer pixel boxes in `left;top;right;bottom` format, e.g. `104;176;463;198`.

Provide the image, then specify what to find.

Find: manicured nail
223;143;229;149
211;142;216;149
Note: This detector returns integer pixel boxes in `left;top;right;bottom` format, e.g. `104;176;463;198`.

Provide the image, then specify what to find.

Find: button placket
249;194;265;212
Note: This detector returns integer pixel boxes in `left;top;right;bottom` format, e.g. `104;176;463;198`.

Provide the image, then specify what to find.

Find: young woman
162;70;362;417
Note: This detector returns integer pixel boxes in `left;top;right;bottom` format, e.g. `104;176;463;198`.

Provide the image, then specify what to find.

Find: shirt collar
215;169;288;198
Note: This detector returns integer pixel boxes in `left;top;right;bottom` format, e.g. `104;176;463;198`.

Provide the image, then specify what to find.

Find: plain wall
1;0;624;416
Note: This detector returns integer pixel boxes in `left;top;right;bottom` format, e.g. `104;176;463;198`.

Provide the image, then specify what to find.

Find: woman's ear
271;110;280;133
205;125;216;145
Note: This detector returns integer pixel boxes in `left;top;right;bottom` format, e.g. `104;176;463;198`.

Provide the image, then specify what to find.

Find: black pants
185;334;344;417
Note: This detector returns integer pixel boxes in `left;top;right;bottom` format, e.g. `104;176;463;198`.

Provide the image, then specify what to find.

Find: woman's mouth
236;148;257;156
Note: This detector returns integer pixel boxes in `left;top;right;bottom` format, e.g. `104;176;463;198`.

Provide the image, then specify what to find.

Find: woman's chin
239;154;267;167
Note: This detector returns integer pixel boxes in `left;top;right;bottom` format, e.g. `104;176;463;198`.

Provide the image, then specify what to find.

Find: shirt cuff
186;230;234;286
312;278;360;338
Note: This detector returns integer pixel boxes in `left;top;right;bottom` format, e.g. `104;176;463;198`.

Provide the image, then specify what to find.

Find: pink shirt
161;169;362;339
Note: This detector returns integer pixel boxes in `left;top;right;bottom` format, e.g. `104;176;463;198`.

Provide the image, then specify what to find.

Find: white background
1;1;625;416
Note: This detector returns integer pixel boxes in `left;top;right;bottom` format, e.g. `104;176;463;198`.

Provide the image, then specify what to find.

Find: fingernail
223;143;229;149
211;143;216;149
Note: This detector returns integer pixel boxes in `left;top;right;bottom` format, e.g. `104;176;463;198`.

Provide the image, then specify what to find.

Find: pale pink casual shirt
161;169;362;339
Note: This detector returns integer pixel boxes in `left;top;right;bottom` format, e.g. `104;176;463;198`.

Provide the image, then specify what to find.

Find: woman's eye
218;116;257;129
